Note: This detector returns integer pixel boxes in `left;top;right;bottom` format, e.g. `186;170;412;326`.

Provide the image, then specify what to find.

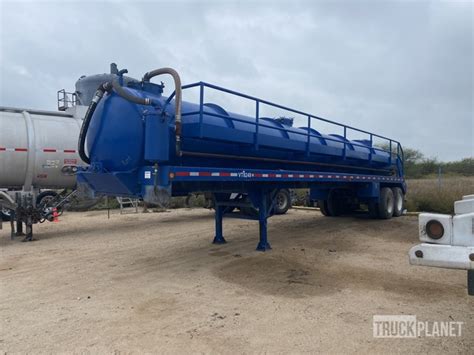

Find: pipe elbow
112;78;148;106
142;67;182;124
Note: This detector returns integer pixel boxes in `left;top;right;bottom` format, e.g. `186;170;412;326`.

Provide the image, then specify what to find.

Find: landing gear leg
23;224;33;242
16;220;25;236
22;217;33;242
212;205;227;244
9;212;15;240
256;190;272;252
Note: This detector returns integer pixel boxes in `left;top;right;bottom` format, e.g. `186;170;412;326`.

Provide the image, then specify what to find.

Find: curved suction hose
142;68;182;156
78;82;112;164
111;78;153;106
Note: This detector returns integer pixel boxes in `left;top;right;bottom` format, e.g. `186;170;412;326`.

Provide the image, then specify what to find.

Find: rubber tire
36;190;63;215
392;187;404;217
36;190;58;207
377;187;394;219
1;208;12;221
274;189;290;215
318;200;331;216
327;189;343;216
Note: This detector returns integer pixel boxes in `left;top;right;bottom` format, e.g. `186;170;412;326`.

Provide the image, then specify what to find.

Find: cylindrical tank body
0;107;85;189
86;83;399;176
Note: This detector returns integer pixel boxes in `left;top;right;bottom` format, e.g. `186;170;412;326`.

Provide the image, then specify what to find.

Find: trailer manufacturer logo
237;170;254;178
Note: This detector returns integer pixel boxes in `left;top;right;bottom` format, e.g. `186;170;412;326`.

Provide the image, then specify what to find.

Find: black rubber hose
111;77;152;106
78;82;112;164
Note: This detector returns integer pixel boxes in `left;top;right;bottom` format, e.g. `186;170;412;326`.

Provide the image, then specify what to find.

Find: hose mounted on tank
78;82;112;164
141;68;182;156
78;67;183;165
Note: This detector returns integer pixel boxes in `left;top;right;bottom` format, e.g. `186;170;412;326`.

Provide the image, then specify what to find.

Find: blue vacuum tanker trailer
77;66;406;251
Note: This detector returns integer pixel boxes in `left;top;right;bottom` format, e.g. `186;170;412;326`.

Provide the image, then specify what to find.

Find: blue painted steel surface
80;79;407;201
85;81;404;180
78;73;406;251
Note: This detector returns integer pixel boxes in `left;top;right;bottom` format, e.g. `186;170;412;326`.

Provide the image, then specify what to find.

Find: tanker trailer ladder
77;65;406;251
116;196;139;214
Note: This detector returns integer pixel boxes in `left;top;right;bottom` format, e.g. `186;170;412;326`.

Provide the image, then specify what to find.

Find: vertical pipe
199;83;204;138
255;101;260;151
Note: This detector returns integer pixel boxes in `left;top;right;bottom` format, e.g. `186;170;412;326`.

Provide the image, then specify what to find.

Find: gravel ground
1;208;472;353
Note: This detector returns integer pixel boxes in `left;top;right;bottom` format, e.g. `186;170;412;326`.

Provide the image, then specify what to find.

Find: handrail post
389;140;392;166
306;115;311;157
342;126;347;159
199;83;204;138
369;134;373;163
255;101;260;151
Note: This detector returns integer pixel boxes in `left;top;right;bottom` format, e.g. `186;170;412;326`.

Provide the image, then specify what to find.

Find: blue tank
85;80;401;176
77;67;406;251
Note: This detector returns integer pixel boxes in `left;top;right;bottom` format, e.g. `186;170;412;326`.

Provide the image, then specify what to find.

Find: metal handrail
57;89;77;111
168;82;404;172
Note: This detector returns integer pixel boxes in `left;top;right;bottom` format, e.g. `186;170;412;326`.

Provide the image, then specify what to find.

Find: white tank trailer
0;106;86;190
0;63;135;240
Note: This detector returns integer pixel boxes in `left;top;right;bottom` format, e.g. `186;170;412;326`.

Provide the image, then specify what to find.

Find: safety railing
57;89;77;111
167;82;404;173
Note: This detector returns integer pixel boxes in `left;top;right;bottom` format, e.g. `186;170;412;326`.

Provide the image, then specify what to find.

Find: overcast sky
0;0;472;161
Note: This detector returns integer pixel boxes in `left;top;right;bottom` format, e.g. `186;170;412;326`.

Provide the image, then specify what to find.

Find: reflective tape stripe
0;147;76;153
171;170;403;182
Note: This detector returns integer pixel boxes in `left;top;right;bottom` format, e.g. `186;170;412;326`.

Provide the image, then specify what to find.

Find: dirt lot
1;208;473;353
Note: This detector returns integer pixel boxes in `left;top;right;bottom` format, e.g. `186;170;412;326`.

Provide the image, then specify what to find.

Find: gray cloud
0;0;472;160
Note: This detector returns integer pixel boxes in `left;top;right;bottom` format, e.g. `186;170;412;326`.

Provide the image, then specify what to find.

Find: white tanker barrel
0;107;86;190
